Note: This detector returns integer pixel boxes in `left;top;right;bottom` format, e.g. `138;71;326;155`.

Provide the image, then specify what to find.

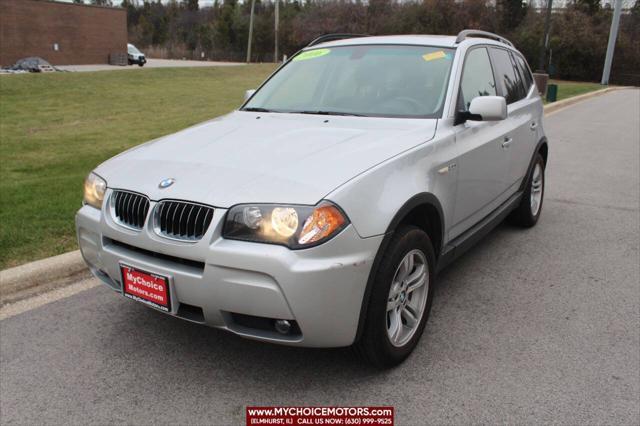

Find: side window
509;53;526;96
459;47;496;111
489;47;526;104
514;53;534;93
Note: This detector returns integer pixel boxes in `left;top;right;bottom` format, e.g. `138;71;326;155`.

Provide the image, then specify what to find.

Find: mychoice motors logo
126;272;164;292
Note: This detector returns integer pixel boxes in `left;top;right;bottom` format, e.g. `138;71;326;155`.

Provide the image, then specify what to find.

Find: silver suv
77;30;547;367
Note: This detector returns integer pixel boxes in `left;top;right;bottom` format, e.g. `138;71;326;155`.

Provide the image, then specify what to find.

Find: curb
0;250;88;305
543;86;629;115
0;86;631;306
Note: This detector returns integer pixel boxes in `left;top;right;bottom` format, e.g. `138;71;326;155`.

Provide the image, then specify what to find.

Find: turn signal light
299;205;346;245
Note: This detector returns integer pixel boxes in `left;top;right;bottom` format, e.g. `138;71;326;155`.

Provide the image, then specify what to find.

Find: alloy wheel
386;249;429;347
530;163;543;216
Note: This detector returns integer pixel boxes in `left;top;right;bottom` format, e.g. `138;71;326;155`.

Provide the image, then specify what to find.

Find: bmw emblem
159;178;175;189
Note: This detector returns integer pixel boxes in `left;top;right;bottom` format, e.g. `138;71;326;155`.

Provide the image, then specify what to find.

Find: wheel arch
539;139;548;166
520;137;549;191
354;192;444;342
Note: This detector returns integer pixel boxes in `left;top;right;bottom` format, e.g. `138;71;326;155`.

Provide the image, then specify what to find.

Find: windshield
243;45;455;118
128;45;142;55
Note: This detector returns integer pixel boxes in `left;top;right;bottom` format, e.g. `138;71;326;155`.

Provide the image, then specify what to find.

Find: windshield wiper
242;107;277;113
296;110;366;117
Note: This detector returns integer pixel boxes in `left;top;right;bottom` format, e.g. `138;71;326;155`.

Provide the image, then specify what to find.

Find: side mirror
468;96;507;121
244;89;256;102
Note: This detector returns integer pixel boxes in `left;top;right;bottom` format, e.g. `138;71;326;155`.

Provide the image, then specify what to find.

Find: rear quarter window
514;53;534;94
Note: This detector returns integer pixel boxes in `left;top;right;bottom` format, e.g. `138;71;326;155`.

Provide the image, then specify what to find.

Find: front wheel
355;226;435;368
509;153;545;227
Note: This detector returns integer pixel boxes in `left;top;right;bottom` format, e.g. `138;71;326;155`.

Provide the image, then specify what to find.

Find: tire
138;63;145;67
508;153;545;227
355;226;436;368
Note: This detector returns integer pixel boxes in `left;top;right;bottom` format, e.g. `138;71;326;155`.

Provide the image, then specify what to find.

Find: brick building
0;0;127;66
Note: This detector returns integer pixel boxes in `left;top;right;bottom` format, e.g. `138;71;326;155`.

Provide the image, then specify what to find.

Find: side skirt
436;191;523;273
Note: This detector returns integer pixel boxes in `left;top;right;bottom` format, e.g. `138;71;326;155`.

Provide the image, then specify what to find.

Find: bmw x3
77;30;548;367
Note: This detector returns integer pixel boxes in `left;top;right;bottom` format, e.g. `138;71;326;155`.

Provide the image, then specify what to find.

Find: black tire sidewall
363;226;436;366
524;154;545;225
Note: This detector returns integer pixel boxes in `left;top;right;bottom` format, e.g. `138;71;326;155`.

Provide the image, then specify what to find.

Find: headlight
223;202;348;249
83;172;107;209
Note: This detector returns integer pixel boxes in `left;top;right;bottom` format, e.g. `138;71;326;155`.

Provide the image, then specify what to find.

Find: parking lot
56;58;245;72
1;89;638;425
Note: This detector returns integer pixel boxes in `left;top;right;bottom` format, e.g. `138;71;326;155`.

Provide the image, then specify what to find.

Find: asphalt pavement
1;89;638;425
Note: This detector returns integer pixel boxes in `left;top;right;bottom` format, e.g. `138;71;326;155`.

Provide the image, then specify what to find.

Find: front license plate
120;264;171;312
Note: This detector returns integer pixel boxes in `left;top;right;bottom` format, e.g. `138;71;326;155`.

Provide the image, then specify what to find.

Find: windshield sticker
423;51;448;62
294;49;331;62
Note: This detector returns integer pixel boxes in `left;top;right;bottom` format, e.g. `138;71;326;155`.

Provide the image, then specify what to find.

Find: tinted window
490;47;526;104
459;47;496;111
509;53;526;96
245;45;455;118
514;53;534;93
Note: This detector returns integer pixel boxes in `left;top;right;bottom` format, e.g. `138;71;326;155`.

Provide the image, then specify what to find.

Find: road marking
0;278;99;321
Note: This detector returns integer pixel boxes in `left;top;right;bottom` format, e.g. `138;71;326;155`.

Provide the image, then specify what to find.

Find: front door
450;46;512;239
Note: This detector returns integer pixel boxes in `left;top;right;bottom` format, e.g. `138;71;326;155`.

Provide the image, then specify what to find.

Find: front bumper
76;195;382;347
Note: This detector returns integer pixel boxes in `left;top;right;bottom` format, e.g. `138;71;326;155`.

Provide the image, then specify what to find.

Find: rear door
488;47;537;191
512;52;543;184
450;46;511;239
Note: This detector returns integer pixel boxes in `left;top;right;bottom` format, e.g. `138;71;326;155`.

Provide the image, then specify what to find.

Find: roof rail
455;29;514;47
307;33;369;47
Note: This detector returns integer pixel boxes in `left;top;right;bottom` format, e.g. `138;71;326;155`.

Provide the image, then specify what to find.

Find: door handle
502;137;513;148
530;122;538;130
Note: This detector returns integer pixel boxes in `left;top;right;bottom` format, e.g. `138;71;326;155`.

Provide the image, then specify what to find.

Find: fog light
274;319;291;335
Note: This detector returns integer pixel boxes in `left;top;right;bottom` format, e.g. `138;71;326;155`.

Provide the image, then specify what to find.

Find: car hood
95;111;437;207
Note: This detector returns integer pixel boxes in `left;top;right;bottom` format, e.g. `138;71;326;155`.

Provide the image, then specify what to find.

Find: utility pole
538;0;553;71
246;0;256;63
274;0;280;63
601;0;622;85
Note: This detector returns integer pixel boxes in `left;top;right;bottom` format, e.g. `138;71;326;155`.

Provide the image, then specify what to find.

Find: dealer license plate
120;264;171;312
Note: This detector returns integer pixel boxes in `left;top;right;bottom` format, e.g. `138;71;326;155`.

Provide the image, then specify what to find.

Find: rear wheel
355;226;435;368
509;153;545;227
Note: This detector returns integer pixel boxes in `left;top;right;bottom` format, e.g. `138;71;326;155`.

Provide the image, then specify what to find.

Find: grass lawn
547;79;604;102
0;64;277;269
0;69;606;269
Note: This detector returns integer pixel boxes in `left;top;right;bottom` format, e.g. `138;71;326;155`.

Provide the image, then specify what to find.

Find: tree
184;0;199;11
573;0;601;15
120;0;639;83
215;0;238;51
496;0;528;32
